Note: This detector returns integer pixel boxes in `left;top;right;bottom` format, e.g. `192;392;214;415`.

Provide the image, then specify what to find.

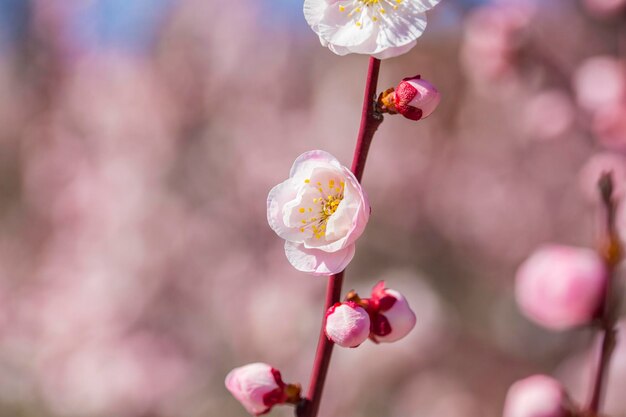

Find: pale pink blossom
461;4;534;81
573;56;626;113
524;90;575;141
325;301;371;348
593;103;626;151
515;245;607;330
393;75;441;121
582;0;626;17
303;0;442;59
267;150;370;275
225;363;288;416
369;281;416;343
503;375;572;417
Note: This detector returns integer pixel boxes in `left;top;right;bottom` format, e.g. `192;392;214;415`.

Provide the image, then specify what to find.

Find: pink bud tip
225;363;286;415
503;375;572;417
325;302;371;348
394;75;441;121
370;281;417;343
515;245;607;330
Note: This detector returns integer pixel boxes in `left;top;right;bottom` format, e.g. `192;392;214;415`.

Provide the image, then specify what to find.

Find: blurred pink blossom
461;3;534;81
515;245;607;330
524;90;575;141
503;375;572;417
391;371;486;417
267;150;370;275
573;56;626;113
582;0;626;17
38;333;190;417
592;103;626;151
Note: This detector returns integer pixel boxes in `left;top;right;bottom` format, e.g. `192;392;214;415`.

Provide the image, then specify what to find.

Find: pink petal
284;241;355;276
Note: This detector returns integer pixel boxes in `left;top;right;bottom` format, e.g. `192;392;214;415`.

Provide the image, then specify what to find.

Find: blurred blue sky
70;0;173;52
0;0;492;54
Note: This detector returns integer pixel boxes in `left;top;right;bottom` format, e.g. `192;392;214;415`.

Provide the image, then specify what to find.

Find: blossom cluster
325;281;417;347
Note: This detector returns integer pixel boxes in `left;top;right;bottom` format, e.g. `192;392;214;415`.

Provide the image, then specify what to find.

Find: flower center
322;195;342;217
299;178;345;239
338;0;404;26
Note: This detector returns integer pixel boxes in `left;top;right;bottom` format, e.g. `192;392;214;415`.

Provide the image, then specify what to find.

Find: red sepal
394;77;424;121
369;280;397;312
372;313;392;337
260;368;288;415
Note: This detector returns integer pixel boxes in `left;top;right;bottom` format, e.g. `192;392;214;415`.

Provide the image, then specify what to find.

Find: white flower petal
303;0;329;28
327;42;352;56
282;185;321;238
376;11;427;52
289;150;342;179
320;10;376;48
267;179;302;242
412;0;444;12
284;241;356;276
371;40;417;59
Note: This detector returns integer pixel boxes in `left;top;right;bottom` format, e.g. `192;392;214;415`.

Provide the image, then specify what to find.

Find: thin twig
586;173;621;415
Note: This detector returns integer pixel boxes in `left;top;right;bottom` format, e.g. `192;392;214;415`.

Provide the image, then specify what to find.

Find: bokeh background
0;0;626;416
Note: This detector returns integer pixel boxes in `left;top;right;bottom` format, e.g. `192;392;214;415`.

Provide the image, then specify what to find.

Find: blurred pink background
0;0;625;416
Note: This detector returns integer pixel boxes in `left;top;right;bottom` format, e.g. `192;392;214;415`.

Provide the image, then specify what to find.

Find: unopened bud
504;375;574;417
225;363;301;415
369;281;416;343
515;245;607;330
389;75;441;121
325;301;371;348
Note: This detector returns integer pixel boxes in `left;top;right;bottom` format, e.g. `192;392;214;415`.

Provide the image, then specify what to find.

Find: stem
351;57;384;182
297;271;344;417
586;173;621;414
296;57;383;417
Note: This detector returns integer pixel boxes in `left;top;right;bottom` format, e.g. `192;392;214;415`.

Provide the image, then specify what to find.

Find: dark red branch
351;57;384;182
297;271;344;417
296;57;383;417
586;173;621;415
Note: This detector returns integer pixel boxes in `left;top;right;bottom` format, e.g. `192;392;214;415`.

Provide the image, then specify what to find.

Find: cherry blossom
503;375;573;417
225;363;297;416
515;245;607;330
267;150;370;275
303;0;442;59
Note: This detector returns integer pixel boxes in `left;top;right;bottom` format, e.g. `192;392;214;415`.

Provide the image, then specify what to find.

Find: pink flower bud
325;301;370;348
225;363;289;415
503;375;573;417
515;245;607;330
369;281;417;343
394;75;441;121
